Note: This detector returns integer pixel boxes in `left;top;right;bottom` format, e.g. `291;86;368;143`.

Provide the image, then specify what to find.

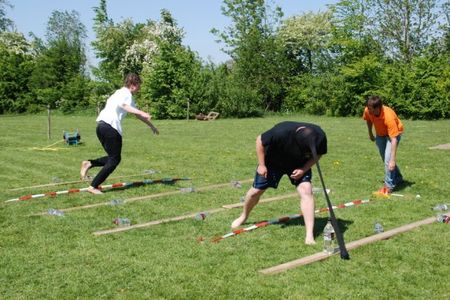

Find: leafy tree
28;10;88;112
140;11;206;119
441;1;450;51
278;11;333;73
336;54;383;116
378;53;449;119
0;32;34;113
92;18;143;85
372;0;440;62
92;3;207;119
212;0;289;112
92;0;148;85
0;0;13;32
329;0;383;66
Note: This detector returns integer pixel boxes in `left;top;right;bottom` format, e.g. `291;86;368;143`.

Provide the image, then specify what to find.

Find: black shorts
252;167;312;190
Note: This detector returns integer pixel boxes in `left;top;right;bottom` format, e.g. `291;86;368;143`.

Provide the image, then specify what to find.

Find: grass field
0;113;449;299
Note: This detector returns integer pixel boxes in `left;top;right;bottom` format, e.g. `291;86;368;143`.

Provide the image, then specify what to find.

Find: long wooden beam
9;173;153;191
91;190;298;236
32;178;253;215
223;193;297;209
259;216;436;275
93;208;226;236
222;188;330;209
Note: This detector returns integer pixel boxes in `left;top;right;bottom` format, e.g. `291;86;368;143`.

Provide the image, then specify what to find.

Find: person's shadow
280;215;353;239
394;179;415;192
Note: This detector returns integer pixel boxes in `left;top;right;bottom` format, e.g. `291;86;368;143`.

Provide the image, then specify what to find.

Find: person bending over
231;121;327;245
363;95;404;195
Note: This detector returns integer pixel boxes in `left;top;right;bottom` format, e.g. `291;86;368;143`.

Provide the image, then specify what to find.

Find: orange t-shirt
363;105;404;137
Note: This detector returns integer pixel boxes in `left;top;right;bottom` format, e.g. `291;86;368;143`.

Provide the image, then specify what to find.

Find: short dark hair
295;125;327;157
367;95;382;109
124;73;141;88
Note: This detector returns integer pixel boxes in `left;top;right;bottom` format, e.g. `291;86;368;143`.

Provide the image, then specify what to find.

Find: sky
8;0;338;66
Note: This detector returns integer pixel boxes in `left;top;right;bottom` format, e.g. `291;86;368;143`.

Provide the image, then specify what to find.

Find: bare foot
305;238;316;245
87;186;103;195
80;161;91;180
231;214;247;228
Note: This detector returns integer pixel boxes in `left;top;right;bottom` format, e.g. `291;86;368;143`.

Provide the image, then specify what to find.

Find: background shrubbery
0;0;448;119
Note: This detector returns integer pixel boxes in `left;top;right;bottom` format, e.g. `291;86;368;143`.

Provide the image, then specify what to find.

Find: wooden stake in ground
259;216;436;275
47;104;51;140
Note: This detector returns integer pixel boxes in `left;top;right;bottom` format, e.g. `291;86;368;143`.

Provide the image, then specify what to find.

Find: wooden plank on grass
222;193;298;209
223;188;329;209
93;208;226;236
9;173;152;191
259;216;436;275
32;178;253;215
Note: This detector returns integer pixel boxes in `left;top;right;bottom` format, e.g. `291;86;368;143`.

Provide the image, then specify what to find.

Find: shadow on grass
280;216;353;239
99;180;180;193
394;179;415;192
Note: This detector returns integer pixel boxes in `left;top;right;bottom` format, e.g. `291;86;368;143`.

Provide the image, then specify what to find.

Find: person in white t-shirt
80;73;159;195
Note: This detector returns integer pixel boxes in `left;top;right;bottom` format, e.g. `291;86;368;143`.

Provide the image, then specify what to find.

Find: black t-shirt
260;121;327;172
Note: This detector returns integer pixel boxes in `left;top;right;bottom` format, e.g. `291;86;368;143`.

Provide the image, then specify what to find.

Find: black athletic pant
90;121;122;188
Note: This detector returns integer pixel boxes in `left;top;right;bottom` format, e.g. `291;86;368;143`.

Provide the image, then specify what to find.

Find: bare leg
80;161;92;180
231;187;265;228
297;182;316;245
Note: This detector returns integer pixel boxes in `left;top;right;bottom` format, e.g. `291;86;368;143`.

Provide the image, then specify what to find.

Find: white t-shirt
96;87;135;135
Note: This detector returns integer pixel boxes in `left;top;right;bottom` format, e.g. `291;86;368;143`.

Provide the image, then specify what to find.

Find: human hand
257;165;267;178
149;124;159;135
369;133;375;142
141;112;151;121
290;169;304;180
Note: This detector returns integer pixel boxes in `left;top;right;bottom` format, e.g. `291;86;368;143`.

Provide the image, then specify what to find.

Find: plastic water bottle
323;219;335;254
436;214;450;224
312;187;330;194
180;187;195;193
52;176;62;183
432;204;449;211
374;222;384;233
194;212;208;221
231;180;242;188
113;218;131;227
109;199;124;206
48;208;64;217
144;169;159;175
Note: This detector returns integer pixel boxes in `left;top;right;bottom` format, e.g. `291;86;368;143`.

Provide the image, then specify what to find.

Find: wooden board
93;208;226;236
429;143;450;150
32;178;253;216
259;216;436;275
222;188;329;209
9;173;153;191
222;193;298;209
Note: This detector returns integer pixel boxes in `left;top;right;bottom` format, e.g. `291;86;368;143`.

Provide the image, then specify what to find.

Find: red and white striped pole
212;199;371;243
5;178;189;203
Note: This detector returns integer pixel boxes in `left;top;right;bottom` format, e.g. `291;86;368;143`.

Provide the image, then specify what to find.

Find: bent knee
248;187;265;198
107;155;121;168
297;182;313;197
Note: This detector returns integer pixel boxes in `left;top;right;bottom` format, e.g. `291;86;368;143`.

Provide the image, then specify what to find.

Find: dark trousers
90;121;122;188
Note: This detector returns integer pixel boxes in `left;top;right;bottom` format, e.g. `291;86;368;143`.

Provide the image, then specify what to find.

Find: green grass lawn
0;113;449;299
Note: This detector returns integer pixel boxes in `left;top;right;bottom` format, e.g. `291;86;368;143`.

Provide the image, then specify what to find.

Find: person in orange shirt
363;96;404;194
